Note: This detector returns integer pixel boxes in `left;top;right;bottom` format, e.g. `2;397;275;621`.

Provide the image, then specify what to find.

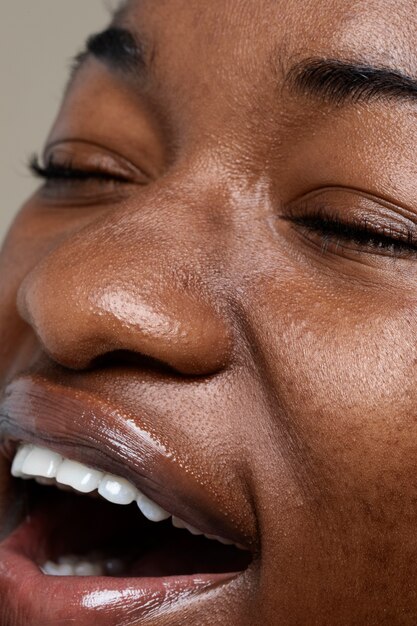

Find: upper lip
0;375;255;549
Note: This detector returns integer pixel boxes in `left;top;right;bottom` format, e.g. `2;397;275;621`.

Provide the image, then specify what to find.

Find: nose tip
17;249;232;377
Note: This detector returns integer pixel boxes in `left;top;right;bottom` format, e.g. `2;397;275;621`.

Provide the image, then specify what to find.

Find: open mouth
0;377;257;625
10;443;251;579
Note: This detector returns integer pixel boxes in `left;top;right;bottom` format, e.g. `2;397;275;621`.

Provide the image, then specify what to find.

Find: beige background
1;1;114;244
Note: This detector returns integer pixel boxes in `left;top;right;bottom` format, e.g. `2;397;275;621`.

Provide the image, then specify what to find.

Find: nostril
89;350;193;379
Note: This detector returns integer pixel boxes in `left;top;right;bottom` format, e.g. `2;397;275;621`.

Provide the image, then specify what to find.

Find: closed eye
283;209;417;258
29;154;130;184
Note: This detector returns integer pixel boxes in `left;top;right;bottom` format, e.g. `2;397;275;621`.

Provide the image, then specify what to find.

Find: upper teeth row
11;443;236;546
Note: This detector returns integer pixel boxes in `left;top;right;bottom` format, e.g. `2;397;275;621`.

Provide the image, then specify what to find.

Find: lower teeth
41;554;125;577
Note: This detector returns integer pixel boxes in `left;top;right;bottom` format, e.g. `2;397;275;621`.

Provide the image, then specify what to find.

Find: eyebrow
286;57;417;106
74;29;417;110
72;26;148;80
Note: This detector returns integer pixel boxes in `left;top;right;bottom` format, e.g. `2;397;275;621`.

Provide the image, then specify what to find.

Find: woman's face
1;0;416;623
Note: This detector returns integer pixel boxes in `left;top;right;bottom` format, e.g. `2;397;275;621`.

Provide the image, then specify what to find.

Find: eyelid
285;202;416;242
281;190;417;259
28;142;152;206
41;140;151;184
289;186;417;226
286;187;417;233
30;153;131;184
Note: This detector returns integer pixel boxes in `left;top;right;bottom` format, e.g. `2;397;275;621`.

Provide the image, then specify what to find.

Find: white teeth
56;459;103;494
42;561;74;576
98;474;137;505
21;446;63;479
74;561;104;577
137;491;170;522
11;444;33;478
172;516;187;529
35;477;55;486
11;443;238;549
172;516;203;536
184;524;204;536
204;534;235;545
41;556;105;577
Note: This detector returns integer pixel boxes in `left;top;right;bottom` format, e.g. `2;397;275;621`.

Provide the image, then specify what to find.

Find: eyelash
284;208;417;257
29;154;129;184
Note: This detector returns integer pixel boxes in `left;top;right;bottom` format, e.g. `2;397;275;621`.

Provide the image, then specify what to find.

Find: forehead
53;0;417;190
121;0;417;78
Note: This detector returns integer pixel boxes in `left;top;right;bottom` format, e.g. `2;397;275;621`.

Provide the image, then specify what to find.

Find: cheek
0;203;56;385
0;198;102;387
244;275;417;499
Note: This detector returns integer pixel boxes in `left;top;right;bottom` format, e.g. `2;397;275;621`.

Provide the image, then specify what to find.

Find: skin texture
1;0;417;623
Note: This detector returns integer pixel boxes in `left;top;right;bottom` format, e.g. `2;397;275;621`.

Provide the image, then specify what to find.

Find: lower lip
0;517;238;626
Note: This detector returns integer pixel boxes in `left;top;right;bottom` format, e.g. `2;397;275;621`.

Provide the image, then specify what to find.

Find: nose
17;206;232;377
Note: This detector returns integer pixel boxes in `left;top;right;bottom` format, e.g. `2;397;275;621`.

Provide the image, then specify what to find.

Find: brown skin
1;0;417;623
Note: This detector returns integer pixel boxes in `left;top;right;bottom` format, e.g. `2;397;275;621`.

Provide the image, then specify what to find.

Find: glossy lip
0;375;256;624
0;522;244;625
0;375;253;546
